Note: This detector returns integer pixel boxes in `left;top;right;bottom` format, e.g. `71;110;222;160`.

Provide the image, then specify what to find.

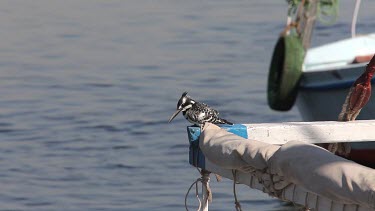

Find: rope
201;170;212;203
351;0;361;38
284;0;305;36
185;169;212;211
185;178;202;211
232;170;243;211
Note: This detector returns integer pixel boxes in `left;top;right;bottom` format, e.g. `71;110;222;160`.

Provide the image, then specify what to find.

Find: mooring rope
185;169;212;211
232;170;243;211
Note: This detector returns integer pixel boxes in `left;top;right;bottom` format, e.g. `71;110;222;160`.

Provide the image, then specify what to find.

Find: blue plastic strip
187;126;204;168
300;78;375;91
187;124;248;169
221;124;248;139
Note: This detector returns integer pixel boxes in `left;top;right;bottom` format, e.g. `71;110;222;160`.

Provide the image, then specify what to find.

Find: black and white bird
168;92;233;126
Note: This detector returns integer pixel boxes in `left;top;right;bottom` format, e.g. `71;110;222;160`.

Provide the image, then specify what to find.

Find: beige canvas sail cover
199;123;375;210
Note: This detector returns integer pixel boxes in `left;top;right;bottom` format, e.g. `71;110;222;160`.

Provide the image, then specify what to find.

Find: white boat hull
296;68;375;121
297;34;375;121
296;34;375;166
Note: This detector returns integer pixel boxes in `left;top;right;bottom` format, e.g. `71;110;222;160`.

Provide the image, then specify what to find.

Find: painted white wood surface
244;120;375;144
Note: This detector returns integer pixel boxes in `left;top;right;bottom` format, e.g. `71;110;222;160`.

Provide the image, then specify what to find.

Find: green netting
286;0;339;24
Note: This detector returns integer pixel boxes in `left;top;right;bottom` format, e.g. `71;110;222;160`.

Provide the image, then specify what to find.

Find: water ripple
112;145;136;150
105;164;140;170
79;125;124;132
84;83;114;88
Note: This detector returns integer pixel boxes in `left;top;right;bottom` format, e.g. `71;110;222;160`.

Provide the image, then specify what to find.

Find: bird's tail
216;118;234;125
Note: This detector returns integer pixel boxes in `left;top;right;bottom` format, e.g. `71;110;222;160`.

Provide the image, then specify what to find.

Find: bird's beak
168;109;182;123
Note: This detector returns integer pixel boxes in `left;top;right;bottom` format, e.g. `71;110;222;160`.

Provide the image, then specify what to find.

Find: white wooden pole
202;187;209;211
244;120;375;144
201;170;210;211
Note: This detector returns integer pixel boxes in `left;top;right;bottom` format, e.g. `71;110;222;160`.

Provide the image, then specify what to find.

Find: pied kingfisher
168;92;233;126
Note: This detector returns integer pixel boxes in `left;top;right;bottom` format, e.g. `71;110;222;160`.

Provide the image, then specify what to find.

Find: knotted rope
185;169;212;211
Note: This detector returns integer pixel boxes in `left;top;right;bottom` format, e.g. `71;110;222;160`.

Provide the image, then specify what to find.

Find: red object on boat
352;54;375;64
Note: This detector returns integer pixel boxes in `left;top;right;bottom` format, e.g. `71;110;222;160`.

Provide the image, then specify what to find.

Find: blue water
0;1;374;210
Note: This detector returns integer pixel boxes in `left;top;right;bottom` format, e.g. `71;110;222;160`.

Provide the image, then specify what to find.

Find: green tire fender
267;33;305;111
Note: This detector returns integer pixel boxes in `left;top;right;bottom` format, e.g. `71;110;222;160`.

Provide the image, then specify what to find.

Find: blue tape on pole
222;124;248;139
187;126;204;168
187;124;248;169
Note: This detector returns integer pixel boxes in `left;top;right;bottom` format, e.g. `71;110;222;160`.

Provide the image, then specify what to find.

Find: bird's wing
202;103;219;115
195;102;219;121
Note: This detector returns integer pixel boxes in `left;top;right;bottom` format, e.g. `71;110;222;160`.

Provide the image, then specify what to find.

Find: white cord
351;0;361;38
232;170;243;211
185;178;202;211
185;170;211;211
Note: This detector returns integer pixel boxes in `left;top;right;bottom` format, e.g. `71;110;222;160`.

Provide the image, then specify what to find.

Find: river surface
0;1;374;210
